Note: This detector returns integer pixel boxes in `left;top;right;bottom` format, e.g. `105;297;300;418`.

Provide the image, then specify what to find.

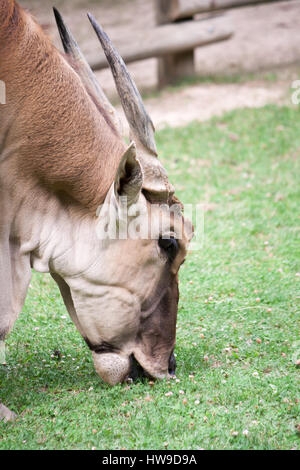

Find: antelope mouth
127;354;152;381
127;351;177;382
87;338;176;384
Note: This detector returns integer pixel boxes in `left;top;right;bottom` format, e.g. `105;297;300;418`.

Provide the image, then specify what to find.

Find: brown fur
0;0;126;211
0;0;20;36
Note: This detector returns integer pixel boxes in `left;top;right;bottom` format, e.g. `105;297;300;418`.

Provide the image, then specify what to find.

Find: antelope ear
114;142;143;205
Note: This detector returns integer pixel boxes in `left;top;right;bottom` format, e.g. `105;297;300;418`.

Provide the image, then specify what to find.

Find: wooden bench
89;0;281;87
156;0;282;21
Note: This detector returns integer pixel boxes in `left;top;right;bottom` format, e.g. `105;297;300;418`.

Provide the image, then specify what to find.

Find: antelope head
51;10;194;384
0;2;193;389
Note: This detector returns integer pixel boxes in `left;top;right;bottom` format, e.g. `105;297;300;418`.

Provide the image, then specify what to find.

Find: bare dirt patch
132;79;291;130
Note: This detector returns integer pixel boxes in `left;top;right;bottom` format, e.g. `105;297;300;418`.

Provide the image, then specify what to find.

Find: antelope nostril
168;352;176;375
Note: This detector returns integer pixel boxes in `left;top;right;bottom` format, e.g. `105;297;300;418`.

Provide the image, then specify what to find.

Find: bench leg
158;49;195;87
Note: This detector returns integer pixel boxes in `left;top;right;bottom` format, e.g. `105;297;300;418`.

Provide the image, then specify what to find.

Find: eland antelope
0;0;193;421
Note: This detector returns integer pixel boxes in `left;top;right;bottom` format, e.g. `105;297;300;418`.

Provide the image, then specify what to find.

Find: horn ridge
87;12;157;157
53;7;76;55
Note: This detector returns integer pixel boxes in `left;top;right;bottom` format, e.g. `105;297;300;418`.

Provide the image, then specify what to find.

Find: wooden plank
156;0;282;22
89;16;233;71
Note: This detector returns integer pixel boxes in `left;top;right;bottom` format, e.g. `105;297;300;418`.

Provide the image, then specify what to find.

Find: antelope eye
158;237;178;261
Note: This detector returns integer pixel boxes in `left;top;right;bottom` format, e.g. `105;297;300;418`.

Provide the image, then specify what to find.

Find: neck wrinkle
9;183;97;277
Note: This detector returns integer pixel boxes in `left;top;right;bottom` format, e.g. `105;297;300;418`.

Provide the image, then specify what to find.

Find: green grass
1;105;299;449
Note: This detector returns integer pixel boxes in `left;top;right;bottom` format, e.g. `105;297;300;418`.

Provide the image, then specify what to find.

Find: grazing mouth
127;354;153;381
85;337;177;383
127;351;176;382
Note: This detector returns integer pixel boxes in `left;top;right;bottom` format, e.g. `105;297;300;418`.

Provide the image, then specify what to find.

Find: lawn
0;105;299;450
